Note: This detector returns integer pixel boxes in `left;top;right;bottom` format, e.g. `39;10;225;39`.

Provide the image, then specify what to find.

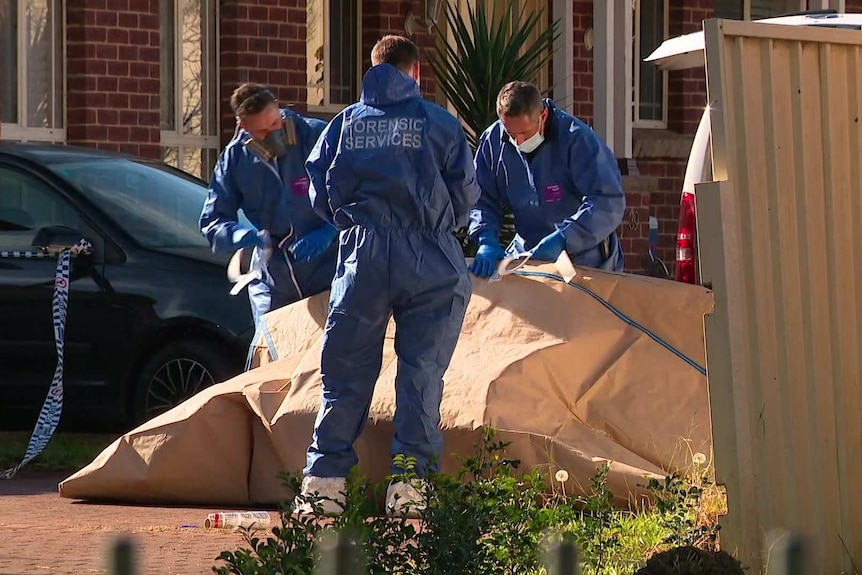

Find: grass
0;431;115;473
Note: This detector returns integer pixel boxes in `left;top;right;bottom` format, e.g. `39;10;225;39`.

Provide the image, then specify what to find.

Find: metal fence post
765;530;805;575
545;532;579;575
314;528;366;575
107;536;136;575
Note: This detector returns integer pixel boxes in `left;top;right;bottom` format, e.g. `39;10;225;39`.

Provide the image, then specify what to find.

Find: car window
0;166;81;252
47;159;218;249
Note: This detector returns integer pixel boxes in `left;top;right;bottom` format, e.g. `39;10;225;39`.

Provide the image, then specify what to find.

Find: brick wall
666;2;712;135
219;1;306;148
618;180;653;274
635;1;714;272
65;0;161;159
362;0;440;104
635;159;687;264
572;0;593;124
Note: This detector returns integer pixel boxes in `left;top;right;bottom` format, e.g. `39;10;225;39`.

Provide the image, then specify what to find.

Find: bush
633;547;744;575
213;427;725;575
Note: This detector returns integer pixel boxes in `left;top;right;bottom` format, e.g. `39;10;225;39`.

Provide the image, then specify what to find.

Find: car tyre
132;339;237;425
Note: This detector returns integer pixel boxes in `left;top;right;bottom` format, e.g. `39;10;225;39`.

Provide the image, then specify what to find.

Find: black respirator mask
243;115;298;162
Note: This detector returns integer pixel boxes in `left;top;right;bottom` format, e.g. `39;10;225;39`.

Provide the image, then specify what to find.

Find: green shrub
213;427;724;575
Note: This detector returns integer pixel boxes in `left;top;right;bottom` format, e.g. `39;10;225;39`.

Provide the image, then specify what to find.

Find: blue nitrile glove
234;227;269;250
288;225;338;263
530;230;567;262
469;231;505;278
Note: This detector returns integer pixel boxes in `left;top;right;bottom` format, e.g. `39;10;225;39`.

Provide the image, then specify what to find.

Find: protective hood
360;64;421;106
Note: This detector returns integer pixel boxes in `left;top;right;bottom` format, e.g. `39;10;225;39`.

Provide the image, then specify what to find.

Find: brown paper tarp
59;263;714;506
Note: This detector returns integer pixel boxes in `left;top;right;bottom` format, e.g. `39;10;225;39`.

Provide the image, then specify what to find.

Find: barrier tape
1;238;93;479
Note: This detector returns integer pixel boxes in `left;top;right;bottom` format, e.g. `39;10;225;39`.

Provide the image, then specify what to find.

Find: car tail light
675;191;697;284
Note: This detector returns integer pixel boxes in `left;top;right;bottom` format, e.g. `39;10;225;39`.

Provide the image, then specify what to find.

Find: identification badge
543;184;563;203
291;176;310;197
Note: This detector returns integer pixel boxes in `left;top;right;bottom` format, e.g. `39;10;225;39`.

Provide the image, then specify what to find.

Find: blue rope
243;317;281;372
261;318;279;362
513;270;707;377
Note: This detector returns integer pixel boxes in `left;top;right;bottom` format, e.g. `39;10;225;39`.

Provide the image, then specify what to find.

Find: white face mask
517;131;545;154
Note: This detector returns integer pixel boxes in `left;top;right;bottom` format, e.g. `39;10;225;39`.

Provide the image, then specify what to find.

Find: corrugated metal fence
99;530;810;575
697;18;862;575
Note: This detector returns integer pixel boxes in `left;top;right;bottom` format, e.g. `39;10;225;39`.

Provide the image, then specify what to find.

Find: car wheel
132;339;237;425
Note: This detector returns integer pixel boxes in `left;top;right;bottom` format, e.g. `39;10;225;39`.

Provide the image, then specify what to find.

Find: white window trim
594;0;633;158
307;0;363;114
633;0;669;129
552;0;574;113
0;0;66;142
159;0;220;168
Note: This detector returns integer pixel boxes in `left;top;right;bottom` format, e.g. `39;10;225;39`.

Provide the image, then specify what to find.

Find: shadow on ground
0;471;68;496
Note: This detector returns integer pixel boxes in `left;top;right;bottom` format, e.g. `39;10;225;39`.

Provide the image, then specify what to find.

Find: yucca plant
424;0;561;254
425;0;561;151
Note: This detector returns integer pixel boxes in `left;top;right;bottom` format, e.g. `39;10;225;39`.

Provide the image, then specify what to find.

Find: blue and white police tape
0;238;93;479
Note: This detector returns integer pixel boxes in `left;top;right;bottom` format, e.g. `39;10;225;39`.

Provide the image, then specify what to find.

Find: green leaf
427;0;561;252
424;0;562;151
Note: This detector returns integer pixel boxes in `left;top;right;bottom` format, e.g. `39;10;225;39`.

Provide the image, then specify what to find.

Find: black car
0;143;255;432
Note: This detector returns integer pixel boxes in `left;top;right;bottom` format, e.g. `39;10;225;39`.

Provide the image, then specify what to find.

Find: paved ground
0;472;264;575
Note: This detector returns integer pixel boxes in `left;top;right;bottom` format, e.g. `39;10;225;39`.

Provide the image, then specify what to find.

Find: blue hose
513;270;707;377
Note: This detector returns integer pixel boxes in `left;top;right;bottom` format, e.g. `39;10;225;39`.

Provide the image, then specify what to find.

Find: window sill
306;105;350;122
0;125;66;143
632;127;694;160
160;132;220;148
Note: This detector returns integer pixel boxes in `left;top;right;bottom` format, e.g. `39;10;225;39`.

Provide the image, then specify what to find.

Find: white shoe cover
385;480;427;518
293;476;347;516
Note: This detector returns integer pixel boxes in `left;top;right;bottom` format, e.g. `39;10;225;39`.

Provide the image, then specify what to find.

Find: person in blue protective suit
468;81;626;277
199;83;338;341
297;35;480;518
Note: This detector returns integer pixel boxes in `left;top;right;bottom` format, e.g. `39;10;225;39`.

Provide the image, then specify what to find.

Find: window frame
0;0;66;143
716;0;810;19
159;0;220;180
633;0;669;129
743;0;807;19
306;0;364;115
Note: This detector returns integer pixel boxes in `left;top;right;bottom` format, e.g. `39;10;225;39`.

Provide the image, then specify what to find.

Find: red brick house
1;0;858;272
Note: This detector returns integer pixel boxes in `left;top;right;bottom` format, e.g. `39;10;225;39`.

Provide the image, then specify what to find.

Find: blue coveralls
468;99;626;271
200;108;336;326
303;63;481;478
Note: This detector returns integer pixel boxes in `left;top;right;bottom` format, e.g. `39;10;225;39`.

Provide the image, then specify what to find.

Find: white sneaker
385;479;427;518
293;476;347;516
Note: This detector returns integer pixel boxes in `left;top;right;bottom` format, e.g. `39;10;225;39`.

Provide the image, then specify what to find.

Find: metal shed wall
699;18;862;574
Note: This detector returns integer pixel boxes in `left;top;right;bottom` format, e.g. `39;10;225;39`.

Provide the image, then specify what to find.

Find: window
634;0;668;128
306;0;362;113
160;0;219;182
0;166;79;252
715;0;809;19
0;0;65;142
46;158;238;249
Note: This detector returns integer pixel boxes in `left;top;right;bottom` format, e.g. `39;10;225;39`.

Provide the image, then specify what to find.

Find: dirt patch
0;473;265;575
